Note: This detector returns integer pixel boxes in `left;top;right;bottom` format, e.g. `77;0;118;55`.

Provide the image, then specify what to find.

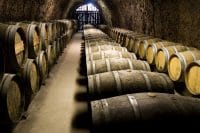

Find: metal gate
75;3;101;30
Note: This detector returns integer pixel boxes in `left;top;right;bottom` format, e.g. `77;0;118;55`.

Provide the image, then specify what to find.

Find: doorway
75;3;102;31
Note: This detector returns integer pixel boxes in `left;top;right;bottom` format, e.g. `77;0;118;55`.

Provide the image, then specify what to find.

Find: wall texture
0;0;199;48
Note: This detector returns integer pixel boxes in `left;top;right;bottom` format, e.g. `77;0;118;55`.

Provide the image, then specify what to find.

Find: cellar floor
13;33;90;133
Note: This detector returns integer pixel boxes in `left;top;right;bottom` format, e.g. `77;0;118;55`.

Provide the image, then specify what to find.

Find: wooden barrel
85;45;127;55
32;22;49;50
85;41;119;47
56;38;62;55
46;45;56;69
185;60;200;95
0;23;28;73
116;32;122;43
22;59;39;108
38;23;49;50
0;73;25;123
124;33;142;48
17;23;42;59
50;21;60;39
36;51;48;85
146;41;176;65
61;34;67;47
47;23;54;44
155;45;190;72
86;50;137;61
60;36;66;51
91;92;200;132
49;22;57;41
119;33;127;45
85;40;118;45
88;70;174;100
52;41;59;61
168;50;200;82
138;38;162;59
127;36;152;53
87;58;151;75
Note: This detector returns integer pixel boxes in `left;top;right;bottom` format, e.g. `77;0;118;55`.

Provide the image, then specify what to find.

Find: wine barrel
61;34;67;47
85;40;119;46
47;22;54;44
124;34;132;48
51;41;59;61
168;50;200;82
86;50;137;61
85;41;119;47
38;23;49;50
155;45;191;72
46;45;56;70
87;58;150;75
32;22;49;50
146;41;176;65
138;38;162;59
91;92;200;132
185;60;200;95
49;22;57;41
124;33;142;48
0;23;28;73
128;36;152;53
36;51;48;85
22;59;39;108
0;74;25;124
56;38;62;55
50;21;59;39
17;23;42;59
88;70;174;100
85;45;127;55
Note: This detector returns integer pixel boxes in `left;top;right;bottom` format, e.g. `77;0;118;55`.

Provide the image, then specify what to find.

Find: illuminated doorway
75;3;101;30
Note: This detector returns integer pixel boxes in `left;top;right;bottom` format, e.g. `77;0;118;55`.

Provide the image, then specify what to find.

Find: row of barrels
83;25;176;98
104;27;200;96
0;19;77;124
84;25;200;132
82;25;200;131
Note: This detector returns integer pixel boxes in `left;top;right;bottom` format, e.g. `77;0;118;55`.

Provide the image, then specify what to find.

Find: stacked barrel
105;26;200;96
0;19;77;125
81;24;200;131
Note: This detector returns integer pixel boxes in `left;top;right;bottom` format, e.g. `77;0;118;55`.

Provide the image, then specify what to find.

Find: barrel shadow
79;53;87;76
71;103;92;131
75;89;88;102
76;76;88;86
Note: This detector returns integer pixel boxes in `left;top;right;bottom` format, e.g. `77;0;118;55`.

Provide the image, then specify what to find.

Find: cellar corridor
13;33;90;133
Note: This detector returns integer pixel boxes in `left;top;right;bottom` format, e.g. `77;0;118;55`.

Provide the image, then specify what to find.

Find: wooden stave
17;23;42;59
0;73;25;124
22;59;39;109
185;60;200;95
0;24;28;73
88;70;174;100
36;51;48;86
146;42;176;65
91;92;200;132
85;45;127;55
155;45;189;72
168;50;200;82
86;50;137;61
138;38;163;59
87;58;151;75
